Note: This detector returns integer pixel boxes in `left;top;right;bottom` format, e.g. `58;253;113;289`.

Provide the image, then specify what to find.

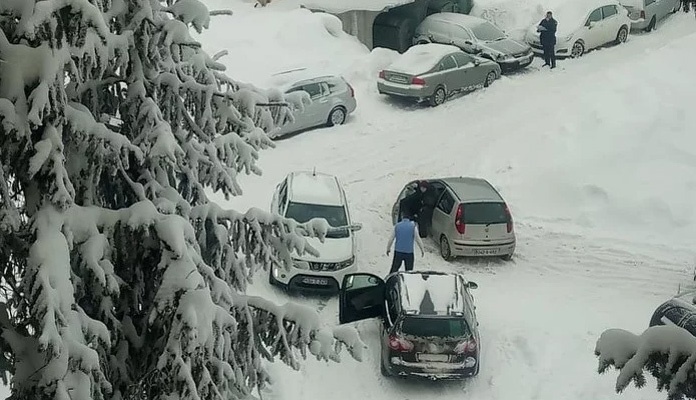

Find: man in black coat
538;11;558;69
399;181;437;238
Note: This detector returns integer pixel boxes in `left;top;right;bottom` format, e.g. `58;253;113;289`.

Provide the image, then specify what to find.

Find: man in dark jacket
399;181;437;238
538;11;557;69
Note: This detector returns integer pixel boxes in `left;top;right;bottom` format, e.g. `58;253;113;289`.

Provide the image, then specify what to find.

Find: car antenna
312;166;316;176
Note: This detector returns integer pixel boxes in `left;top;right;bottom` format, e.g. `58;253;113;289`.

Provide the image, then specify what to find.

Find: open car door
339;273;386;324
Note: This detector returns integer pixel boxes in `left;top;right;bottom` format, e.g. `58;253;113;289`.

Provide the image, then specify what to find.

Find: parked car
269;170;362;293
525;0;631;58
338;270;481;379
268;69;356;139
649;290;696;336
391;177;515;260
377;43;500;107
414;13;534;73
619;0;680;32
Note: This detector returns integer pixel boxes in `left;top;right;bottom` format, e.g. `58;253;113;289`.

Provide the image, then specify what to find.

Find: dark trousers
390;252;414;274
543;43;556;67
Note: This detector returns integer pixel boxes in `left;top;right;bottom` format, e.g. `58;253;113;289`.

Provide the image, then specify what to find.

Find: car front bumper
270;262;357;294
498;53;534;71
377;79;433;101
529;41;572;57
451;240;515;257
385;357;478;380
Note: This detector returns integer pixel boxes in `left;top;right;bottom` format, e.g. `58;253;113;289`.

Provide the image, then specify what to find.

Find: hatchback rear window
400;317;471;338
460;202;509;225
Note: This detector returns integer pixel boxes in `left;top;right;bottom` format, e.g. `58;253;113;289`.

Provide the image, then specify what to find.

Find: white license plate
302;277;329;285
474;249;499;255
390;76;407;83
418;353;449;362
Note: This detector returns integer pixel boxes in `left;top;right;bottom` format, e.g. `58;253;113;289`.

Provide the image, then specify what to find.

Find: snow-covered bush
595;326;696;400
0;0;363;398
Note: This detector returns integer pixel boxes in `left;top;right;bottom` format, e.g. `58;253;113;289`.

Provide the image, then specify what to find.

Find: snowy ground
195;1;696;399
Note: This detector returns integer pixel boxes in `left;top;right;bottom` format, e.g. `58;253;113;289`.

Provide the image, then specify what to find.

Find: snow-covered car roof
424;12;488;28
549;0;625;33
267;68;340;92
396;271;473;316
385;43;461;75
288;171;344;206
301;0;415;13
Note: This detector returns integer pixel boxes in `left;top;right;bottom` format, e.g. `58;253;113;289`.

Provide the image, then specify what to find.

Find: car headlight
496;53;512;61
336;256;355;270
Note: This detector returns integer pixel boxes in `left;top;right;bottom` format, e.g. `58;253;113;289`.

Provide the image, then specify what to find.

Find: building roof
397;271;470;316
288;171;344;206
301;0;416;14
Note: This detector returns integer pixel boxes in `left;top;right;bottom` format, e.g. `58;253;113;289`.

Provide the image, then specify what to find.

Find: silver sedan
377;43;501;107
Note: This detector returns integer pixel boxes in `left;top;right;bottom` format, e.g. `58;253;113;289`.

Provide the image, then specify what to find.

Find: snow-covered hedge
0;0;363;398
595;325;696;400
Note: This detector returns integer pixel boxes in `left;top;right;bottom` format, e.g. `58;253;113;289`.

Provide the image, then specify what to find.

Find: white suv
269;170;361;293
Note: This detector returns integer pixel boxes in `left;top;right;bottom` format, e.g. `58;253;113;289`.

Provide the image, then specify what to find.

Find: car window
438;55;457;71
400;316;471;338
644;0;655;5
469;22;505;41
299;82;327;99
455;26;473;41
459;202;509;225
586;8;602;25
278;180;288;210
436;190;455;214
681;314;696;336
386;286;399;325
285;201;349;237
601;5;618;18
452;52;473;67
326;78;344;93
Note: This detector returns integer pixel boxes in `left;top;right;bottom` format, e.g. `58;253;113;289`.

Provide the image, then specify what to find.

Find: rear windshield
400;317;471;338
460;202;508;225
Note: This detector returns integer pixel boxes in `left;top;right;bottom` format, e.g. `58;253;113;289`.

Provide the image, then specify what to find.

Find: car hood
482;38;530;55
295;236;354;262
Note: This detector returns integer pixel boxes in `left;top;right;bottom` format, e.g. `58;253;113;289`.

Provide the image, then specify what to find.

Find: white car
269;170;362;293
525;0;631;58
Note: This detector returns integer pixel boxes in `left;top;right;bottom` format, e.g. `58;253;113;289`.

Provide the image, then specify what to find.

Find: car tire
429;86;447;107
380;361;391;377
483;71;496;88
570;40;585;58
327;106;347;127
440;235;454;261
645;16;656;32
615;26;629;44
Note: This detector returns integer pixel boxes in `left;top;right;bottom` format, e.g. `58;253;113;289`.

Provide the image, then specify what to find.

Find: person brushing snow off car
386;209;425;274
537;11;558;69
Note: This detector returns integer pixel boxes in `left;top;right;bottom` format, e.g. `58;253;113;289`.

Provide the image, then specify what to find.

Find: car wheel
615;26;629;44
327;106;346;127
440;235;453;261
483;71;496;88
570;40;585;58
645;16;656;32
380;360;391;377
429;86;446;107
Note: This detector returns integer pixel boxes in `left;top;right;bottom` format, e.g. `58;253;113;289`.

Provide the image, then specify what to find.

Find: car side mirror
464;40;473;45
349;223;363;231
588;21;597;28
473;59;481;66
467;281;478;289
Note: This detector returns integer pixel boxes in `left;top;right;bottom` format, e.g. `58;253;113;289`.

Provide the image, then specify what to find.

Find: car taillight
388;335;414;352
378;70;386;79
411;76;425;85
454;339;477;354
640;10;645;19
503;203;513;233
455;204;465;234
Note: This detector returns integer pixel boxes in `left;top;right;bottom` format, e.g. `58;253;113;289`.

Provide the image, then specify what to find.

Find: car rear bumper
385;358;478;379
377;80;432;100
451;240;515;257
629;18;649;30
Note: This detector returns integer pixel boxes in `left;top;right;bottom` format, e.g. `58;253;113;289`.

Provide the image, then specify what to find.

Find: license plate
474;249;499;255
418;353;449;362
390;76;407;83
302;277;329;285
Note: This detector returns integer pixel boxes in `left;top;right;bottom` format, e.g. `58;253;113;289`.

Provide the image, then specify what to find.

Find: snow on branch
595;325;696;400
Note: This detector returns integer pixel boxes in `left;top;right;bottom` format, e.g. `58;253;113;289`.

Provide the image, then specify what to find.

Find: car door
431;188;456;242
583;7;604;49
339;273;386;324
433;54;459;93
451;52;482;91
391;181;417;224
600;5;621;44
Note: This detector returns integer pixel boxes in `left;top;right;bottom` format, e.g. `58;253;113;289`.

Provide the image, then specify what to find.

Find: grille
309;262;340;271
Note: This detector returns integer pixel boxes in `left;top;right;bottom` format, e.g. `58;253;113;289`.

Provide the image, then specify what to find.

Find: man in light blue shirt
386;209;425;274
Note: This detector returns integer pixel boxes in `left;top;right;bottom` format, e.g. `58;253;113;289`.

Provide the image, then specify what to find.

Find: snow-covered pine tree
0;0;363;398
595;325;696;400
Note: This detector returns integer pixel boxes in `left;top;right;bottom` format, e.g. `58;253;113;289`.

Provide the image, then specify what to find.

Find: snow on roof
268;68;338;92
425;12;487;27
398;272;467;315
301;0;415;14
288;171;344;206
386;43;460;75
441;177;502;202
550;0;624;35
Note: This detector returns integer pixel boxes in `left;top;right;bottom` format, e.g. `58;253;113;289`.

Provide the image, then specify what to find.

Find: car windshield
470;22;505;41
285;201;349;238
400;317;471;338
459;202;509;225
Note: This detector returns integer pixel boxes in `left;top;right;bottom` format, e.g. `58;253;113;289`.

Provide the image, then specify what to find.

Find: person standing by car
386;210;425;274
537;11;558;69
399;181;436;237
